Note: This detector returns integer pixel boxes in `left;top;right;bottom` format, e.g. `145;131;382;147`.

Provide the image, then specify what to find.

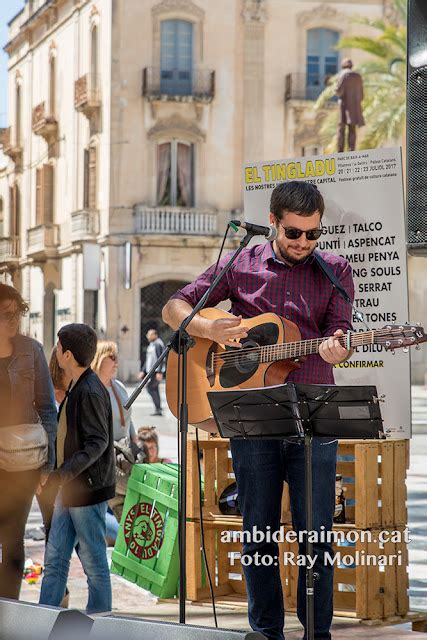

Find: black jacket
56;368;115;507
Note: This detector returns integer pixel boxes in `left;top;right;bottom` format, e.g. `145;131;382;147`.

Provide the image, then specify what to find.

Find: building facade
3;0;423;384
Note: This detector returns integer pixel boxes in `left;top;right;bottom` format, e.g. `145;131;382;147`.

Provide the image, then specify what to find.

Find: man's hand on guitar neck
319;329;353;365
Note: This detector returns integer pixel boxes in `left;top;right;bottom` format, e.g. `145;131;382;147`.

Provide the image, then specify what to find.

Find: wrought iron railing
285;73;337;102
142;67;215;101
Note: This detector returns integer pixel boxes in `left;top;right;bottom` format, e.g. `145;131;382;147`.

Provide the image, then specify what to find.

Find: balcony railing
142;67;215;102
74;74;101;116
0;236;20;264
134;206;218;236
27;224;59;257
71;209;100;242
0;126;23;168
285;73;337;102
32;102;58;143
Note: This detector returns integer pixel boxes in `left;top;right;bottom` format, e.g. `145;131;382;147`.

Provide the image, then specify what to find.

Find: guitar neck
262;330;377;363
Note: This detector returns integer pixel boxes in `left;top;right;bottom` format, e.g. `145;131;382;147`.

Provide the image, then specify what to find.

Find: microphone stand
124;226;257;623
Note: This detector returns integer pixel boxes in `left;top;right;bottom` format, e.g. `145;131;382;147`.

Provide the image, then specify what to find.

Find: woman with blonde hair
92;341;137;526
91;341;136;442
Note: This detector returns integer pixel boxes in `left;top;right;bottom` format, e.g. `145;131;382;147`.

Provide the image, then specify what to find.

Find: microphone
230;220;277;240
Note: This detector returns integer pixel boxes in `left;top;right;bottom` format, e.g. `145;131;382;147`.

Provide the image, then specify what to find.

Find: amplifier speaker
407;0;427;255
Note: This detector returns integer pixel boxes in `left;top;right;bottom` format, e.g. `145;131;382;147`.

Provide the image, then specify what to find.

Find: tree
315;0;407;152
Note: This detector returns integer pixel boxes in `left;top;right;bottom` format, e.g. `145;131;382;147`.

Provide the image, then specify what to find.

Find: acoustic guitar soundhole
219;322;279;388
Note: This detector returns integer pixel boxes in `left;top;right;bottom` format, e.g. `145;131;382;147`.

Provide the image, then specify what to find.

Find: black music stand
207;383;384;640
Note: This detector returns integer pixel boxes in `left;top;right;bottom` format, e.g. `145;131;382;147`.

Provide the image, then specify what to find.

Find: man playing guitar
162;181;354;640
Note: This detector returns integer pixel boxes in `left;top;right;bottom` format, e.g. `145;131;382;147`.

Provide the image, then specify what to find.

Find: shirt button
285;314;289;319
286;291;291;296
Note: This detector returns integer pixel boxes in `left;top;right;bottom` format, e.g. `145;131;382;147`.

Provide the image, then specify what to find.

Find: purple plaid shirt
170;241;354;384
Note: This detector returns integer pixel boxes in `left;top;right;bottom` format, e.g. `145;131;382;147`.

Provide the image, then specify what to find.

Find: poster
243;148;411;438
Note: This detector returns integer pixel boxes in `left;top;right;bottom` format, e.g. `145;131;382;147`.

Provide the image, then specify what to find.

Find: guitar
165;308;427;431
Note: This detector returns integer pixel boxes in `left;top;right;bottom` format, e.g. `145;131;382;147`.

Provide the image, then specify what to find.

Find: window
160;20;193;95
91;26;98;90
306;28;339;100
0;198;3;236
15;85;21;146
157;141;194;207
83;146;97;209
36;165;54;225
49;56;56;116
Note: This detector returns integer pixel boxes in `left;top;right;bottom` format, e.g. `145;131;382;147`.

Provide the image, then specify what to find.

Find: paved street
21;383;427;636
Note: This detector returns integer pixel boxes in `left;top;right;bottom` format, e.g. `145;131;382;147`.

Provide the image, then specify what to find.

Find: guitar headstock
375;324;427;351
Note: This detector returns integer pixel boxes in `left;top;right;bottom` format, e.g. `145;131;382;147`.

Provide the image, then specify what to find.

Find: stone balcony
0;127;23;170
0;236;20;266
32;102;58;147
27;224;60;259
142;67;215;104
71;209;100;243
134;205;218;236
74;74;101;120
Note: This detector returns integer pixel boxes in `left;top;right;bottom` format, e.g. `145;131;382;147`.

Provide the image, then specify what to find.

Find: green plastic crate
111;463;180;598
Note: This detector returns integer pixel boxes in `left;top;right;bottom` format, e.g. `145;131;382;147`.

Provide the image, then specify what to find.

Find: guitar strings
212;329;412;370
212;329;398;362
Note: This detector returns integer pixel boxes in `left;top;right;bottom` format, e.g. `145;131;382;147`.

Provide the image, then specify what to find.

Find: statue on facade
335;59;365;152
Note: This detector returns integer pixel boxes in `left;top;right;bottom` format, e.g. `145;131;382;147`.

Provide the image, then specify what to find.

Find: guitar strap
313;250;352;306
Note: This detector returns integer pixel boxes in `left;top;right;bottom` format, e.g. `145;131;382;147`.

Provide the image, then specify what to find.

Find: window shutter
83;148;89;208
36;168;43;225
43;164;54;224
9;186;16;235
88;145;97;209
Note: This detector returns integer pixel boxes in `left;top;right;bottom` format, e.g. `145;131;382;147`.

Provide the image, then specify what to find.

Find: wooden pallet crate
186;516;245;602
281;440;408;529
186;438;232;520
187;438;407;529
279;524;409;620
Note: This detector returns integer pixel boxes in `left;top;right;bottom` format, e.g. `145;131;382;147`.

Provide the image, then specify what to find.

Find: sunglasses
279;222;323;241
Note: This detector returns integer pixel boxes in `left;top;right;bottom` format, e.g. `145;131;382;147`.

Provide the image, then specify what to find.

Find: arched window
15;85;21;146
306;28;339;99
140;280;188;362
157;140;194;207
91;26;98;90
49;56;56;116
160;20;193;95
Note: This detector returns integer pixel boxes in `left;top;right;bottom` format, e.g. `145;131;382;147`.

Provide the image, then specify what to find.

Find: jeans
105;507;119;543
230;437;337;640
147;378;161;412
39;498;112;613
0;468;40;599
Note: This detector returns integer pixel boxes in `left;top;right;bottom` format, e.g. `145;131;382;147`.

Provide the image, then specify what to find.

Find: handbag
0;422;48;472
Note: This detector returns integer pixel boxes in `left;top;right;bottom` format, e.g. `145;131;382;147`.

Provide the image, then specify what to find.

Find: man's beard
276;243;316;265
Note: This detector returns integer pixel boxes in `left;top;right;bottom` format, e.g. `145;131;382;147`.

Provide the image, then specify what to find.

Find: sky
0;0;25;126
